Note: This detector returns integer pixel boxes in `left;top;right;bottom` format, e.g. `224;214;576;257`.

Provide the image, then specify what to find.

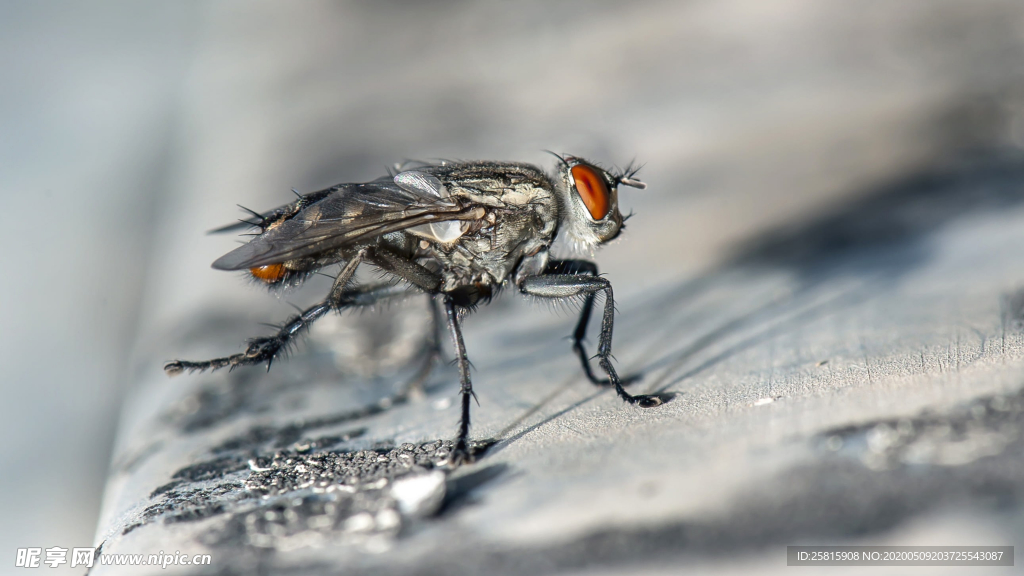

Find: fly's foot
448;443;474;468
448;435;498;467
163;336;284;377
630;392;676;408
446;438;496;467
163;357;232;375
163;361;186;376
636;395;663;408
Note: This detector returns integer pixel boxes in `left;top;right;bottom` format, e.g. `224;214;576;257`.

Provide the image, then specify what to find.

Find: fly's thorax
552;157;625;251
401;162;561;291
425;208;552;292
398;161;560;249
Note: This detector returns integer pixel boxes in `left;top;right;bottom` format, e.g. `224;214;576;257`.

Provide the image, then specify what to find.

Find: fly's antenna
613;159;647;189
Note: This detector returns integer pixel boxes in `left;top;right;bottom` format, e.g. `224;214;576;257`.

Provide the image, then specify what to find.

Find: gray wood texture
93;2;1024;574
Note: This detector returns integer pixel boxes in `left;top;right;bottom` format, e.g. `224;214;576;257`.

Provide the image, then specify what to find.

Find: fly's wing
211;173;472;270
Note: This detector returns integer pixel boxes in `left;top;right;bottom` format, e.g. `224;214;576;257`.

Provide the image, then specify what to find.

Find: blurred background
4;1;1024;574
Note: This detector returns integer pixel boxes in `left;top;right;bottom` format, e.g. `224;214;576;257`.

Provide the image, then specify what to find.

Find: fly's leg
543;260;640;387
369;248;478;462
368;245;442;293
333;281;412;308
443;295;476;464
166;251;377;374
519;274;663;407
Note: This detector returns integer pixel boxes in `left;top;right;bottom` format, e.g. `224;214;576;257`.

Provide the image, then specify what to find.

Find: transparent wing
211;173;472;270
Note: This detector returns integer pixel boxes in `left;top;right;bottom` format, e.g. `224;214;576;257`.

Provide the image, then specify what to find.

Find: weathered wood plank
93;2;1024;574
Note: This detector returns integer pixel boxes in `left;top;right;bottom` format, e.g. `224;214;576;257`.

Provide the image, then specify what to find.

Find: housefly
165;154;665;463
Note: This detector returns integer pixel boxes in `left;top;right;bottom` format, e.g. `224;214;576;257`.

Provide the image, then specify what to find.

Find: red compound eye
571;164;610;220
250;263;286;283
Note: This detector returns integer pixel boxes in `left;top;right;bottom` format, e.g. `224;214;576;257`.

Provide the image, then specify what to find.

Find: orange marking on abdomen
250;263;286;283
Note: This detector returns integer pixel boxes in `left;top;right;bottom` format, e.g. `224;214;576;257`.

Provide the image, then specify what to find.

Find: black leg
543;260;640;387
333;281;413;308
443;295;476;463
520;274;663;408
368;245;442;292
166;251;396;374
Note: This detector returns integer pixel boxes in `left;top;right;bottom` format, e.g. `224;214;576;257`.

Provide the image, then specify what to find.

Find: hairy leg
542;260;641;387
443;295;476;463
520;273;662;407
165;251;403;374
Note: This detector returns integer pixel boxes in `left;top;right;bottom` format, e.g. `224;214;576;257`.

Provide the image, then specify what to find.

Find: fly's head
551;154;646;250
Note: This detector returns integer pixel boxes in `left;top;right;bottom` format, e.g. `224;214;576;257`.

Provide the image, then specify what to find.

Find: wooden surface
93;2;1024;574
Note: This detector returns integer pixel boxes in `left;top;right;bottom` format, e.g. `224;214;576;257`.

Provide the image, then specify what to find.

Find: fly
165;154;666;463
